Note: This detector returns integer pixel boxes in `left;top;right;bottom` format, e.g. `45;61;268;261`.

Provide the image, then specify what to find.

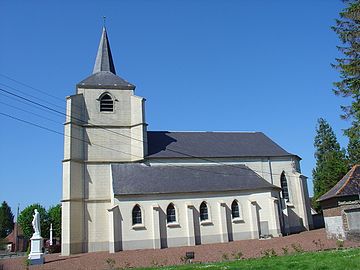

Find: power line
0;111;263;178
0;100;61;124
0;73;66;104
0;81;307;179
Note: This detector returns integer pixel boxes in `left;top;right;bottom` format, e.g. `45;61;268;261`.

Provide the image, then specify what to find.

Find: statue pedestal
28;234;44;265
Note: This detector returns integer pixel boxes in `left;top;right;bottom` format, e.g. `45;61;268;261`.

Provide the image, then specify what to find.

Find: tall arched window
280;172;289;201
100;93;113;112
166;203;176;223
132;204;142;225
200;202;209;221
231;200;240;219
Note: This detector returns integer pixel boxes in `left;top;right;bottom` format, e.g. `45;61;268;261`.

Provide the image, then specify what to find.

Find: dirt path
1;229;359;270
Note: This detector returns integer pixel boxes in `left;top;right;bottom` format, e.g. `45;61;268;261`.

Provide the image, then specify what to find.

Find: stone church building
61;27;313;255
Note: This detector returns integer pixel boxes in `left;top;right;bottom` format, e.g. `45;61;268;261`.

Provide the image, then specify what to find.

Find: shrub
222;253;230;261
232;251;243;260
336;239;344;249
291;243;304;253
282;246;289;255
261;248;277;257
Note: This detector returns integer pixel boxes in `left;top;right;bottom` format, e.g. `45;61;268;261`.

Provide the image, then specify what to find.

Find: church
61;27;313;255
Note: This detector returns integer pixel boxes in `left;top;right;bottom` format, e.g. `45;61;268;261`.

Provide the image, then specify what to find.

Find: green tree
332;0;360;163
17;204;49;239
48;204;61;239
312;118;349;211
347;127;360;166
0;201;14;238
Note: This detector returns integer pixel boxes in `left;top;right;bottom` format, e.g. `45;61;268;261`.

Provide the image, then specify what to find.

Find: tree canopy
312;118;349;211
332;0;360;165
0;201;14;238
48;204;61;239
17;204;49;239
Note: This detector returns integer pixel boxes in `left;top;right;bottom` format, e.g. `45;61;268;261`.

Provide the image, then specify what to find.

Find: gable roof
318;165;360;202
146;131;295;159
111;163;279;195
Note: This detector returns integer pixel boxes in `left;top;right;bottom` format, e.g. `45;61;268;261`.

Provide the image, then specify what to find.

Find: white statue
32;209;41;236
28;208;44;265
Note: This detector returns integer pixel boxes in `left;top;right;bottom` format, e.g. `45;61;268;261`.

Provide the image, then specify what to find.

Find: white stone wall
62;86;147;255
148;157;312;232
324;216;345;239
111;190;281;251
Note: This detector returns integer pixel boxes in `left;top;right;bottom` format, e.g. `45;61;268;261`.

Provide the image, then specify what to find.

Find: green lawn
137;248;360;270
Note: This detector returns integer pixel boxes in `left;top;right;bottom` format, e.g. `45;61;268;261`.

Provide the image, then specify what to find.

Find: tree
17;204;49;239
312;118;349;211
347;127;360;166
332;0;360;163
48;204;61;239
0;201;14;238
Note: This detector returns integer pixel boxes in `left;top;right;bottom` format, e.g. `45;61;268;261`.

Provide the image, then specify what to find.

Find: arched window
166;203;176;223
132;204;142;225
199;202;209;221
280;172;289;202
100;93;113;112
231;200;240;219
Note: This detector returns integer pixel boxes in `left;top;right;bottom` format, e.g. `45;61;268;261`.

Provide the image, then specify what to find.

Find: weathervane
103;16;106;28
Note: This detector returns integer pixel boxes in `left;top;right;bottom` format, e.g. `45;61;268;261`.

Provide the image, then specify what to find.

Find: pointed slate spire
93;27;116;74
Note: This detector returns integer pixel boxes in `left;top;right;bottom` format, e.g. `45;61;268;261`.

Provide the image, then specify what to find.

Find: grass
135;248;360;270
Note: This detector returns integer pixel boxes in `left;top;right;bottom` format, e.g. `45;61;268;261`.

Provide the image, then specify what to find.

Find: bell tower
62;27;147;255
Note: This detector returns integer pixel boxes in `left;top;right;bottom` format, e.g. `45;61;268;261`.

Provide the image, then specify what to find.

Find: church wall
62;85;147;255
77;88;134;126
85;164;111;199
85;201;111;252
113;190;280;251
73;88;146;162
148;156;312;232
84;127;133;161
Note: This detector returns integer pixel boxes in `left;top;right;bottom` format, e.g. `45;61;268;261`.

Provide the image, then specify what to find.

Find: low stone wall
323;201;360;241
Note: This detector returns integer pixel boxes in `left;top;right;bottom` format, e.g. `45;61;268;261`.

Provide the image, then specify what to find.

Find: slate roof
318;165;360;202
93;27;116;74
77;27;135;90
112;163;278;195
146;131;294;158
78;71;135;90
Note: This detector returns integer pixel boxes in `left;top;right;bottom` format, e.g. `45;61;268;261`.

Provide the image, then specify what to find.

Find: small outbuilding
4;223;28;252
318;165;360;241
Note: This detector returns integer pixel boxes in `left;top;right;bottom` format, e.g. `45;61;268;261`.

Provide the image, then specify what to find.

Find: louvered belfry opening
100;93;113;112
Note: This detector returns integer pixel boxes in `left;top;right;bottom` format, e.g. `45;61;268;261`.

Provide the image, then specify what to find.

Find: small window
100;93;113;112
231;200;240;219
200;202;208;221
132;205;142;225
281;172;289;202
167;203;176;223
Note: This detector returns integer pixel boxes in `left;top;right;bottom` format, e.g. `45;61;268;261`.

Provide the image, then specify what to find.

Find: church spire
93;27;116;74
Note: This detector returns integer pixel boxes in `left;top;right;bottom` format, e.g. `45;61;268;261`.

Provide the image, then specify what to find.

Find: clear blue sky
0;0;351;216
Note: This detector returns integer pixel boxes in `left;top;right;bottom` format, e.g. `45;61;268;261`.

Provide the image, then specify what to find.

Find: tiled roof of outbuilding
146;131;295;158
111;163;279;195
318;165;360;202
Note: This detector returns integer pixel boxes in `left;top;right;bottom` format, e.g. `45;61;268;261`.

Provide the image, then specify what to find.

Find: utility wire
0;82;305;179
0;100;61;124
0;111;264;178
